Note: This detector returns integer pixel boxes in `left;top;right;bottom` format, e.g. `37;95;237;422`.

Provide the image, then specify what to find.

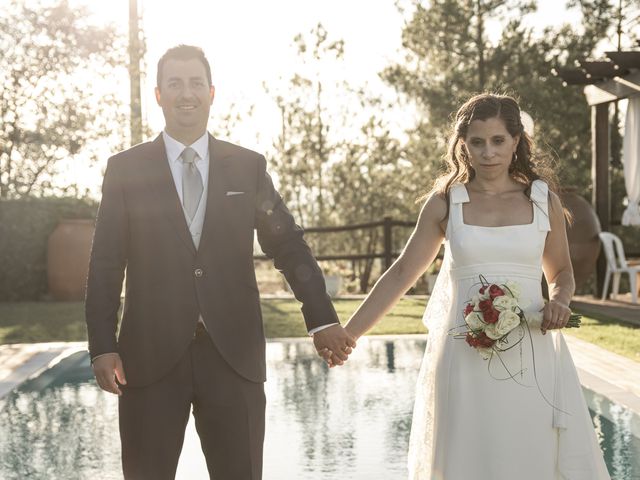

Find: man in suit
85;44;356;480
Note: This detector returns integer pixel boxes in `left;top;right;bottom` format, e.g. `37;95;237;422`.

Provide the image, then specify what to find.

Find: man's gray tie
180;147;203;221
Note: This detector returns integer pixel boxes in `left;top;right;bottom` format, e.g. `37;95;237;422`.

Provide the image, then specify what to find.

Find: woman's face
462;117;520;180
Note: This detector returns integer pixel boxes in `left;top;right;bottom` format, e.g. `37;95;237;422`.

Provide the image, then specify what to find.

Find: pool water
0;338;638;479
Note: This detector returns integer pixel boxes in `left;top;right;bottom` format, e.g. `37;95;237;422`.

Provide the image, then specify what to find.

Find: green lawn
0;298;638;362
562;315;640;362
0;298;428;344
262;297;426;337
0;301;89;345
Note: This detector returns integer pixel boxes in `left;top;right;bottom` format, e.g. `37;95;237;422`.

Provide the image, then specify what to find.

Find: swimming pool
1;338;638;479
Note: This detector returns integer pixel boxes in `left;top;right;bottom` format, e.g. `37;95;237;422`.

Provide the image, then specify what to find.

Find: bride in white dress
324;94;611;479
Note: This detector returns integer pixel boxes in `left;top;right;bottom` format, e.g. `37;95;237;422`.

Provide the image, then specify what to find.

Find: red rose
465;332;477;347
478;299;492;311
488;284;505;300
465;332;495;349
479;299;499;324
464;303;474;316
475;332;496;348
485;308;500;324
479;285;487;295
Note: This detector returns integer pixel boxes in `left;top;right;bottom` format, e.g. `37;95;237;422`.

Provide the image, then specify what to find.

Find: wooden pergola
555;49;640;292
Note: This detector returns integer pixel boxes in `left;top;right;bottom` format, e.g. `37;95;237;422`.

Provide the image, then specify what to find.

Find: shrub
0;197;97;301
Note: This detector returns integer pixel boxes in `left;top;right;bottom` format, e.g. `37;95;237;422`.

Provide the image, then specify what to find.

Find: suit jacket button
194;268;204;278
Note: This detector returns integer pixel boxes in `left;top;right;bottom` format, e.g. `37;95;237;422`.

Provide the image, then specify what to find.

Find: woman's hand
316;345;354;368
317;347;334;367
316;323;359;368
541;300;571;334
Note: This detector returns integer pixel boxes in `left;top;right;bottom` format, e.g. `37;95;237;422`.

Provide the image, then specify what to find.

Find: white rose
471;295;481;308
492;295;517;312
504;281;521;299
484;322;502;340
496;310;522;336
478;288;490;301
477;347;493;360
465;311;485;331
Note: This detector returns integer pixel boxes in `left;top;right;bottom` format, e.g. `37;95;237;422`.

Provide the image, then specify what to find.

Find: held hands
540;300;571;335
312;324;357;368
92;352;127;396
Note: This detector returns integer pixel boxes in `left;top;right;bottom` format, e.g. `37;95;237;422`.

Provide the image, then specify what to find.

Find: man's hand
312;324;356;367
92;353;127;396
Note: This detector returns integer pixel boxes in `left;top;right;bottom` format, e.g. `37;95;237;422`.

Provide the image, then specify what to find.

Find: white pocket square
226;191;245;196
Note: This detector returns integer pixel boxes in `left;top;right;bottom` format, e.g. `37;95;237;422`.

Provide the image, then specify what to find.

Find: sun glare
52;0;582;197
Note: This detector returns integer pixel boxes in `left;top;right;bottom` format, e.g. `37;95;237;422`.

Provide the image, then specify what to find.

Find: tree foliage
267;23;348;230
383;0;617;194
0;0;128;198
266;2;629;292
268;25;421;291
329;99;418;291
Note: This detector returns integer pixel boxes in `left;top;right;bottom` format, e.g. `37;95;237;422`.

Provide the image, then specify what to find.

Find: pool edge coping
0;342;86;399
2;336;639;437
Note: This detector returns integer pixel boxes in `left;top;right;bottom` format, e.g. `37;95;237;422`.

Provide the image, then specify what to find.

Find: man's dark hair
156;45;212;88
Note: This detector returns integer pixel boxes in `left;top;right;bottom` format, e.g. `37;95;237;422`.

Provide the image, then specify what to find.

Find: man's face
155;58;214;139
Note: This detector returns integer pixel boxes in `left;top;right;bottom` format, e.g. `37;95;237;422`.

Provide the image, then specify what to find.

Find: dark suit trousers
118;324;266;480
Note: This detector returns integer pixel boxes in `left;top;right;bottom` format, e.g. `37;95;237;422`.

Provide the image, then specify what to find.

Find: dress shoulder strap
450;183;470;205
530;180;551;231
446;183;469;235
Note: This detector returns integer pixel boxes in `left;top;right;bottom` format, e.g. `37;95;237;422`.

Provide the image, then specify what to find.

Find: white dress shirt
162;130;209;205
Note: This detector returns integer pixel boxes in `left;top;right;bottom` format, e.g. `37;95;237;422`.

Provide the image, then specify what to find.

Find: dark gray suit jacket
85;134;338;386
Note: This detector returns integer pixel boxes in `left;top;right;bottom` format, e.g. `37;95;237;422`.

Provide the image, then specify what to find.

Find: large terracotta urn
47;219;95;301
560;188;601;288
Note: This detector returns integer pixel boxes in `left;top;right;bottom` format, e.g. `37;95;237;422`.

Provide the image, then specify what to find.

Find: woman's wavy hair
427;93;566;220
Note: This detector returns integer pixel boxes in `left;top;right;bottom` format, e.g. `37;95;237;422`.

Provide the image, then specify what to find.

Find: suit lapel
143;134;197;256
199;135;234;254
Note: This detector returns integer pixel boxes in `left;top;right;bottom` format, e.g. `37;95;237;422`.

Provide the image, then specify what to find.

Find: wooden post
129;0;142;146
383;216;393;271
592;103;610;297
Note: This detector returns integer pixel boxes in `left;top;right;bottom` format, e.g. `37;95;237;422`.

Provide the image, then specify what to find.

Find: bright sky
103;0;583;141
94;0;412;149
33;0;587;195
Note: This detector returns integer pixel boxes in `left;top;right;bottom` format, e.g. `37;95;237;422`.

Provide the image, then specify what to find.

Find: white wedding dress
408;180;611;479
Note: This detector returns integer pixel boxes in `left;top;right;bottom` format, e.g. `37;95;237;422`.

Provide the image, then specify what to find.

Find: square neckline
459;183;536;229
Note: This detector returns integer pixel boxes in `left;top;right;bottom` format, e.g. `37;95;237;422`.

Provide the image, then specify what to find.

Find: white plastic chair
599;232;639;303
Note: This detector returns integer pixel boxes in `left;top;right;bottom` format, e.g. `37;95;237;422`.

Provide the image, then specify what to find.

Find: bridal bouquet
459;275;581;360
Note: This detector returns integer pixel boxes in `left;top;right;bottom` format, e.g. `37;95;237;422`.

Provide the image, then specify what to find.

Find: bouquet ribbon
521;311;582;329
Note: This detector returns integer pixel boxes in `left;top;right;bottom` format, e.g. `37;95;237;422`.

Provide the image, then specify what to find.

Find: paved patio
563;333;640;437
0;342;86;399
